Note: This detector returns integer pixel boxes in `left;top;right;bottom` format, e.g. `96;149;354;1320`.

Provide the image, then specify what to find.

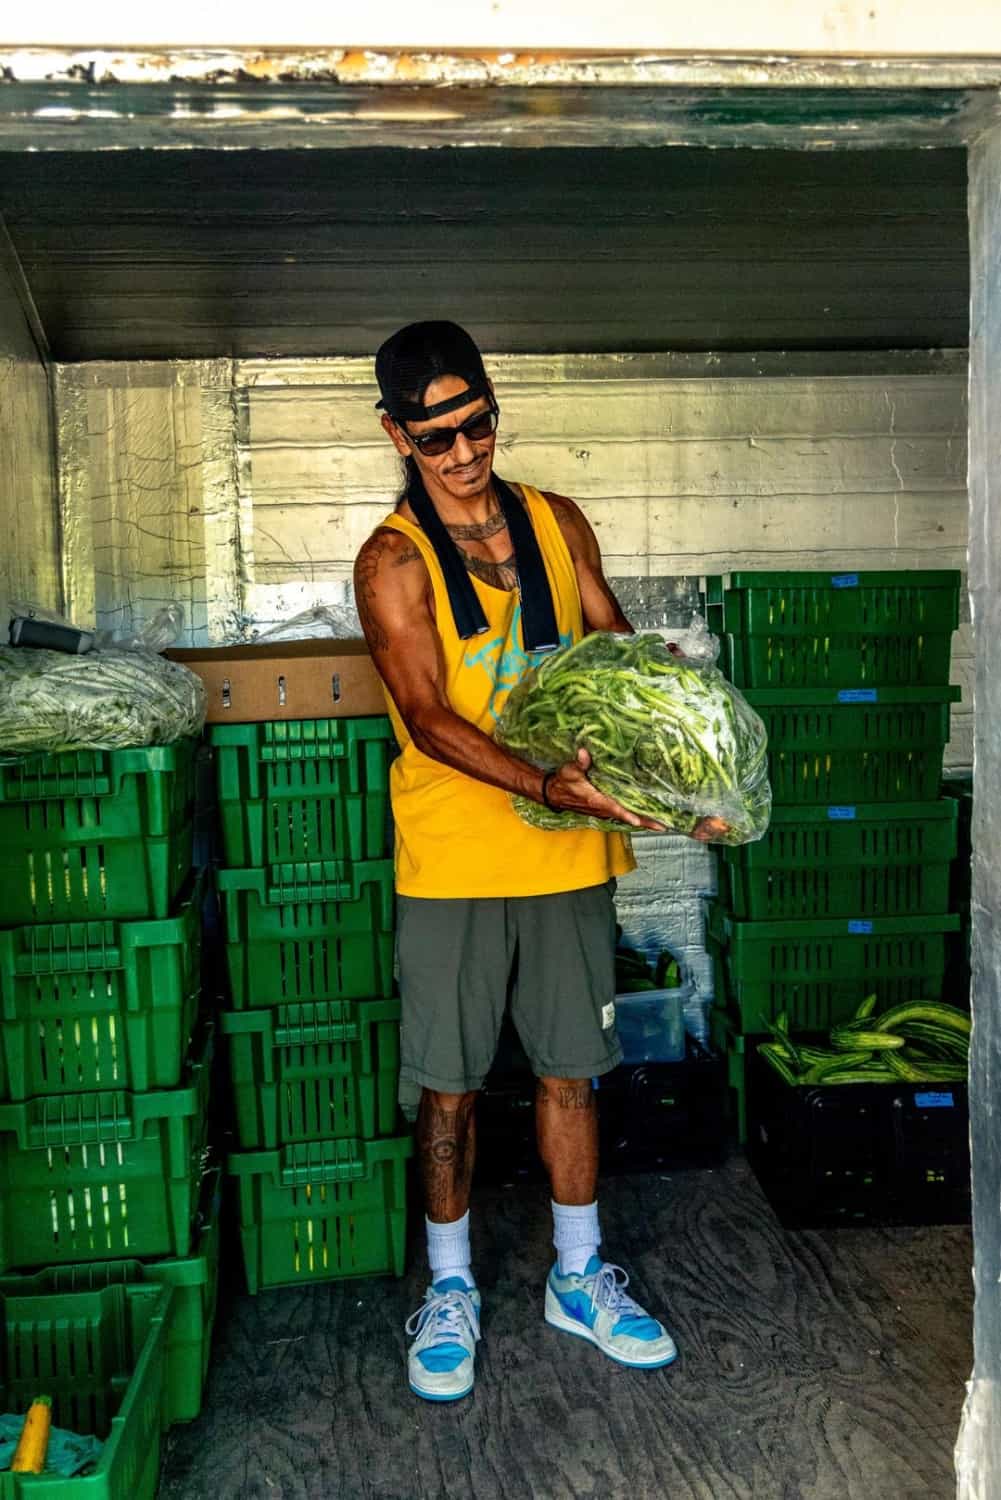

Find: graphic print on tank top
464;603;574;723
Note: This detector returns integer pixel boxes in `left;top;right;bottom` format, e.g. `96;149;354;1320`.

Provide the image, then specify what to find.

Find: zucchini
830;1028;906;1052
873;1002;971;1038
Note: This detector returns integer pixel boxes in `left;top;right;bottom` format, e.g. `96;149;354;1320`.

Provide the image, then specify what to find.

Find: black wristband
541;770;558;810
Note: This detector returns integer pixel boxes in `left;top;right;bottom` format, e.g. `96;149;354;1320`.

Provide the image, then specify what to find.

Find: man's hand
544;749;667;833
545;750;732;843
690;816;730;842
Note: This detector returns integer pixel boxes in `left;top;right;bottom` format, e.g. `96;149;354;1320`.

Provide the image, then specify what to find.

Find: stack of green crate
0;739;220;1479
704;571;963;1141
211;717;412;1295
942;772;974;997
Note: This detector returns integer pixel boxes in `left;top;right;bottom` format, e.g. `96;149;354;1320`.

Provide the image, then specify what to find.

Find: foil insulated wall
955;126;1001;1500
0;244;58;622
55;360;240;645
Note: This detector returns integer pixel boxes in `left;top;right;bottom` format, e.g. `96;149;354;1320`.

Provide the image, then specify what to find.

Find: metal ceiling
0;146;969;361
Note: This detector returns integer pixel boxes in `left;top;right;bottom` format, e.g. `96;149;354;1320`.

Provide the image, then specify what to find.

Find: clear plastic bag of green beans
495;628;771;844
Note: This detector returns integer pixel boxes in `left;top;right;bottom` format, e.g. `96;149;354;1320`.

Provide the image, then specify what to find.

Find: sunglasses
401;405;499;458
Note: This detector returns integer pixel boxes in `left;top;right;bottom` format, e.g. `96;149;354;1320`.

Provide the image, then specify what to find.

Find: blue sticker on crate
827;806;857;820
837;689;878;704
915;1091;955;1109
831;573;860;588
848;919;873;934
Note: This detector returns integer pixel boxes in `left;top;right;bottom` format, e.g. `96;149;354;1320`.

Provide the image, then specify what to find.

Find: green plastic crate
217;861;395;1007
0;741;197;923
0;1280;171;1500
229;1134;413;1294
221;998;401;1149
706;570;960;688
0;872;205;1098
0;1165;222;1427
0;1024;212;1272
719;800;959;919
709;1006;749;1145
942;774;974;913
707;904;961;1035
744;685;960;804
211;717;395;868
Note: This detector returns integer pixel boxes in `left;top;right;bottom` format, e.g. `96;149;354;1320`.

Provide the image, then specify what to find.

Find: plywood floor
159;1157;972;1500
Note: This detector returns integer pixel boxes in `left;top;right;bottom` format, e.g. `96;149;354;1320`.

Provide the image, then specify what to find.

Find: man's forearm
407;701;547;802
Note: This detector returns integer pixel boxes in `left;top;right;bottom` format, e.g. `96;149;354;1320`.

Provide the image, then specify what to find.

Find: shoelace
589;1263;648;1319
405;1288;481;1348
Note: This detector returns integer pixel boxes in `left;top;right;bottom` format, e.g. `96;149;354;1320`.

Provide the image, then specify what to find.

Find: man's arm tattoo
354;535;390;652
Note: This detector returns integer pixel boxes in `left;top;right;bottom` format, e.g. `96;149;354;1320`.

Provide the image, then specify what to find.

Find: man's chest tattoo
458;549;519;591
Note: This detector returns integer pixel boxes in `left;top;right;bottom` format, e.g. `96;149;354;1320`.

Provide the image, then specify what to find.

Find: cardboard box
166;639;386;723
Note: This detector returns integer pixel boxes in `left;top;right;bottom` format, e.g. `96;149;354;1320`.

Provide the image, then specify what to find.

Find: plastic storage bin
229;1134;412;1293
709;1006;750;1145
0;1281;172;1500
743;685;960;804
217;860;395;1007
719;799;959;919
211;716;395;868
0;1024;212;1271
221;998;401;1148
594;1042;727;1169
0;1166;221;1426
707;904;961;1034
706;570;961;688
0;741;197;923
746;1042;970;1226
0;872;204;1098
476;1038;726;1180
613;988;686;1063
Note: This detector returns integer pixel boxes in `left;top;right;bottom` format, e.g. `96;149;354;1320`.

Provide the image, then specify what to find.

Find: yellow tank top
378;484;635;899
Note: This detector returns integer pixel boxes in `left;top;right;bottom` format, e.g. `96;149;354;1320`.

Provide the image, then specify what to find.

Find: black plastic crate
594;1046;727;1171
475;1029;726;1182
746;1041;970;1227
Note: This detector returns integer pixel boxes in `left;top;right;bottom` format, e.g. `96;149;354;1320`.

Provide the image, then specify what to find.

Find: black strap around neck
406;470;561;653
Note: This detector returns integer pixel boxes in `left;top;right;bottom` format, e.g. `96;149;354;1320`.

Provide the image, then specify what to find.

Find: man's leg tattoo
419;1095;476;1222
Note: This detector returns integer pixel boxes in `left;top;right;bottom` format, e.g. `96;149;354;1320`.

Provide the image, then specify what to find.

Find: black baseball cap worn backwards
375;320;491;423
374;320;560;654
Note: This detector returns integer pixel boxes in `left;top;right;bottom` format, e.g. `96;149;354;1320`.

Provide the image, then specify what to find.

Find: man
355;320;714;1404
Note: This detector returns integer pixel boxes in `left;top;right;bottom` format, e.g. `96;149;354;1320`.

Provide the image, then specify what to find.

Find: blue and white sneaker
545;1256;677;1369
405;1278;481;1402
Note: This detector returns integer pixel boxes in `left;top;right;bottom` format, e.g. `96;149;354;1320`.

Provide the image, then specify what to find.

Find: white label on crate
602;1002;616;1030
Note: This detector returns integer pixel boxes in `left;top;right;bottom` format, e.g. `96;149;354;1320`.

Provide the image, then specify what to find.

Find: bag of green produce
0;605;206;754
496;628;771;844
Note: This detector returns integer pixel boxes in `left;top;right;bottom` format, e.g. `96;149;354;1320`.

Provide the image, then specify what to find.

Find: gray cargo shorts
395;880;623;1120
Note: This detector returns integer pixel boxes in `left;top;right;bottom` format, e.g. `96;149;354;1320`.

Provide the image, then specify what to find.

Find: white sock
552;1200;601;1276
426;1211;474;1289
